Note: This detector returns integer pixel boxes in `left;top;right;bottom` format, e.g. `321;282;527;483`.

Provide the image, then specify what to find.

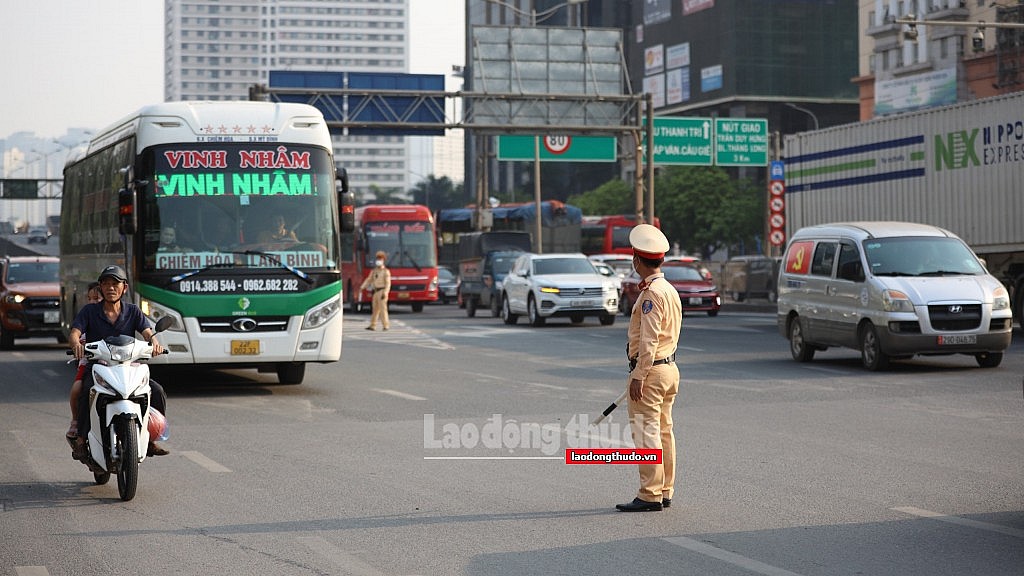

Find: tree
362;184;407;206
409;174;465;212
566;178;634;215
654;166;763;260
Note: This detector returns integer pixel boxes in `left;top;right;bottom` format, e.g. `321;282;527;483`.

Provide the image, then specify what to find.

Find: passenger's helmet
98;265;127;283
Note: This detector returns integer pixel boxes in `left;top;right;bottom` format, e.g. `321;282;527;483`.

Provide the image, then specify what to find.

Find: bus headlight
303;295;341;329
140;299;185;332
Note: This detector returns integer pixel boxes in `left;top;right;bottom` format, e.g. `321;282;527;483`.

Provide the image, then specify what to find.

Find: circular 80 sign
543;135;572;155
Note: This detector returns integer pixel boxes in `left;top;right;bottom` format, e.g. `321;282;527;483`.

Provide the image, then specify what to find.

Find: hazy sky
0;0;465;139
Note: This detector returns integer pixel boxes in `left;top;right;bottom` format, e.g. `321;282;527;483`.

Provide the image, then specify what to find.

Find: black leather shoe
662;498;672;508
615;497;663;512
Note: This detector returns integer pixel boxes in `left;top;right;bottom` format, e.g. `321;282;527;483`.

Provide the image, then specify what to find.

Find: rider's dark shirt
71;301;151;341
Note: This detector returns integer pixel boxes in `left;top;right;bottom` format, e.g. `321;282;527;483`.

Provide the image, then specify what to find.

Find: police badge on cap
629;224;669;259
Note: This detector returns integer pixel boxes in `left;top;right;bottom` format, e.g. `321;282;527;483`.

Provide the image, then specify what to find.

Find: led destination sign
154;145;320;197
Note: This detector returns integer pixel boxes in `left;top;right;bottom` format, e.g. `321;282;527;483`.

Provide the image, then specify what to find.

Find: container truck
784;91;1024;326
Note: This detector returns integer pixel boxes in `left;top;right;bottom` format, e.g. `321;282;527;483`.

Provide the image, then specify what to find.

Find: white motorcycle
68;317;173;501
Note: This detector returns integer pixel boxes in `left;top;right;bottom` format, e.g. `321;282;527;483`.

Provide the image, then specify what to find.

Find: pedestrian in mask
360;250;391;331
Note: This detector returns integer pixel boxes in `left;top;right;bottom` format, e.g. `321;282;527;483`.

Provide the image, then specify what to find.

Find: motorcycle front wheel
114;417;139;501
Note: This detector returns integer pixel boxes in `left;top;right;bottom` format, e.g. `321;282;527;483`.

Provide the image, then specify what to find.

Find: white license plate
938;334;976;345
688;297;703;305
570;299;598;308
44;310;59;323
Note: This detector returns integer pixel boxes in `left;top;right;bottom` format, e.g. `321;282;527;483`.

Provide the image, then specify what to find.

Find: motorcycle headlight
92;372;116;394
109;344;134;362
303;295;341;329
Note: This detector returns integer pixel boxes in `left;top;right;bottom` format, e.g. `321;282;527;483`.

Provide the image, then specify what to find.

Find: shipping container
784;92;1024;325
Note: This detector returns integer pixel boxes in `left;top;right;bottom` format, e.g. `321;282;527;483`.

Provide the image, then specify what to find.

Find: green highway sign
649;117;713;165
496;135;617;162
714;118;769;166
0;179;39;199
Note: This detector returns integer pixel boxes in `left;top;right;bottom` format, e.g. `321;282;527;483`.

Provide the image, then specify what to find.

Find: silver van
777;222;1013;370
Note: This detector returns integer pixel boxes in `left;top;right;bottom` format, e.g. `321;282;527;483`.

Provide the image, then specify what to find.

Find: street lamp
484;0;587;26
784;103;819;131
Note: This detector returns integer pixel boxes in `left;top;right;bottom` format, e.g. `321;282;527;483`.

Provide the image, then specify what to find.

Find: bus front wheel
277;362;305;385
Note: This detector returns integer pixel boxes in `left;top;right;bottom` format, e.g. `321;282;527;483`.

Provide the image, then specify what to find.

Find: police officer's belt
628;353;676;371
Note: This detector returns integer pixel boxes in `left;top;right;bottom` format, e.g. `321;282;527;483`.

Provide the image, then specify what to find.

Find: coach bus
60;101;354;384
580;214;661;256
342;204;438;313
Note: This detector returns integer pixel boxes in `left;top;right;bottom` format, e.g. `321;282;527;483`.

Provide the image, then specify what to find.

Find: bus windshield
364;220;437;269
140;143;338;272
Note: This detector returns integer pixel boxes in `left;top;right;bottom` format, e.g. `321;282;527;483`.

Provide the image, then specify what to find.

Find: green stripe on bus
136;281;341;317
787;158;876;180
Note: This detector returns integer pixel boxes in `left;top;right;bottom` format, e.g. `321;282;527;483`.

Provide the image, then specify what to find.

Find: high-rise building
164;0;414;201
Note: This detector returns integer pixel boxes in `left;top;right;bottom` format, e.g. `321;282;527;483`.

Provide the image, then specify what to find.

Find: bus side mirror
337;168;355;233
118;188;137;235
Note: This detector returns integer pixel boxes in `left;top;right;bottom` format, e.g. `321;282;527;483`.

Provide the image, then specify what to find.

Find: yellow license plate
397;292;410;299
231;340;260;355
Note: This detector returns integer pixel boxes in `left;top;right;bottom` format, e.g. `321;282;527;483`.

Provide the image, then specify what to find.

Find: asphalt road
1;304;1022;575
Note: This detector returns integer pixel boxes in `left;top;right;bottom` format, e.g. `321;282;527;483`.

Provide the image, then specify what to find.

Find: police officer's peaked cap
98;265;127;283
629;224;669;259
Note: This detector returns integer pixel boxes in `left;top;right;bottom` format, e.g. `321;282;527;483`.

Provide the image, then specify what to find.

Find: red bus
580;215;662;256
343;205;438;312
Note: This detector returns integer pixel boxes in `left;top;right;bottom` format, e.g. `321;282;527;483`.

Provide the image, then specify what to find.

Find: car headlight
993;286;1010;311
539;286;560;294
303;295;341;329
6;293;26;304
881;289;915;313
140;299;185;331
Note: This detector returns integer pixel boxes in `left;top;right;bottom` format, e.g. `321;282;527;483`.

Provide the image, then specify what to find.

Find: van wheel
788;317;815;362
975;352;1003;368
466;296;477;318
860;323;890;371
732;290;745;302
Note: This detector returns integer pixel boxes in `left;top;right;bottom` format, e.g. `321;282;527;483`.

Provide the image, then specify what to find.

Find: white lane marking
42;369;59;378
372;388;427;401
663;537;807;576
347;319;455;350
678;345;705;352
15;568;50;576
297;536;395;576
801;365;852;376
179;450;232;473
892;506;1024;539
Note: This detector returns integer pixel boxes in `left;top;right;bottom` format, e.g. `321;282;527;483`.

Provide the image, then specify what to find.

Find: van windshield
863;237;985;277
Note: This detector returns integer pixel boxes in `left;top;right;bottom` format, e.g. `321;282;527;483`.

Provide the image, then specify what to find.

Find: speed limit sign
543;135;572;155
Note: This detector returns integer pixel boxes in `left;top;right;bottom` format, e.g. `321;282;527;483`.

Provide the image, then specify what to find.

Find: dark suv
0;256;63;349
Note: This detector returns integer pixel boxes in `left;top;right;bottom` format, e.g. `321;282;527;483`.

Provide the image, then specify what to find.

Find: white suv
500;253;619;326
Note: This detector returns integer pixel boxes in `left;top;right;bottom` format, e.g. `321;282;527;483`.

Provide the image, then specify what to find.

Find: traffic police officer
360;250;392;331
616;224;682;512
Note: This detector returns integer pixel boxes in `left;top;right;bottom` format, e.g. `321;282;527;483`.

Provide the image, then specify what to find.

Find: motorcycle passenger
68;265;169;458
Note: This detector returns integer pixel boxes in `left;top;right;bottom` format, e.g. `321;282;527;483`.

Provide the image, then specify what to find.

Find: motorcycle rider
68;265;169;459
